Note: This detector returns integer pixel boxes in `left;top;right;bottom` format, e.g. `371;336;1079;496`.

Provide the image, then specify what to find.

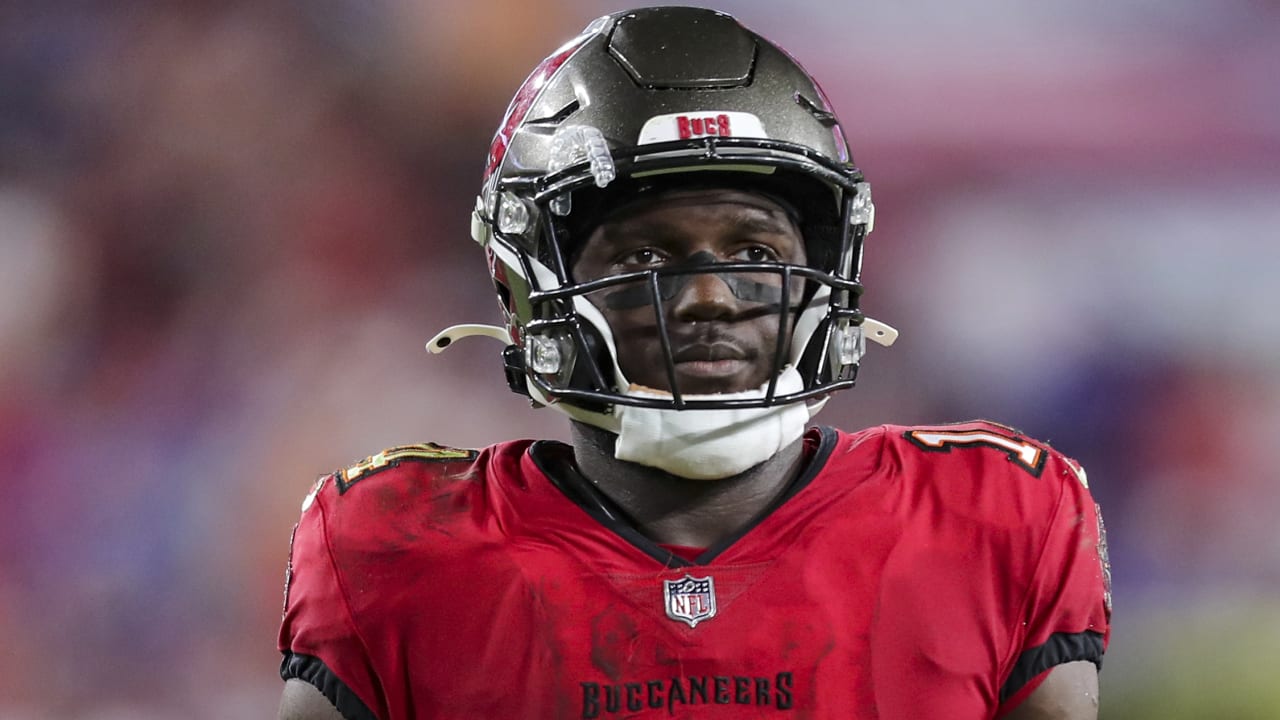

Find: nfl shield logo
663;574;717;627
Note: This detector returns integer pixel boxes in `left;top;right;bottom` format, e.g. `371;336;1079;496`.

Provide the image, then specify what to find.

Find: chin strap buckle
502;345;530;397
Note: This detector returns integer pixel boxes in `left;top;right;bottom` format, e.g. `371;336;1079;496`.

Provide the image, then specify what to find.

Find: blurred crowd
1;1;1278;717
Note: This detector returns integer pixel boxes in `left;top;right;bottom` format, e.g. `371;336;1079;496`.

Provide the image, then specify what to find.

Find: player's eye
616;247;669;267
732;245;781;263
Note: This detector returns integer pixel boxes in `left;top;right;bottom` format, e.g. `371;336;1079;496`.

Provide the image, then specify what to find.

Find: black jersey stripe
281;651;379;720
999;630;1105;703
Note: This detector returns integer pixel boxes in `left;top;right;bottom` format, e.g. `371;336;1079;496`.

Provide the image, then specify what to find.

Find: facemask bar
522;261;861;410
640;261;798;409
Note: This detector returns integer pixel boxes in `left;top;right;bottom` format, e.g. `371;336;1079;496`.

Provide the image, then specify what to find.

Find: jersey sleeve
997;454;1112;713
278;474;384;720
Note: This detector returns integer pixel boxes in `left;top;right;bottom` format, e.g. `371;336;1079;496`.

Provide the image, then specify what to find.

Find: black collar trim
529;426;839;567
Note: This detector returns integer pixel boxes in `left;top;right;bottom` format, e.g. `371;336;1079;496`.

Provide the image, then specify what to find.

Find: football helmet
429;6;896;475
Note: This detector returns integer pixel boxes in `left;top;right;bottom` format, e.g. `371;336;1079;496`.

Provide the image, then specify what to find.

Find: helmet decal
637;111;768;144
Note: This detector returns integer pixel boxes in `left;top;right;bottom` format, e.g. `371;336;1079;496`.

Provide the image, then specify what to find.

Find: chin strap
426;324;512;354
861;318;899;347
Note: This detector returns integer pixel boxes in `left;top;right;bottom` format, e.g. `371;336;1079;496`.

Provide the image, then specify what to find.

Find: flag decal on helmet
637;111;767;145
664;574;718;627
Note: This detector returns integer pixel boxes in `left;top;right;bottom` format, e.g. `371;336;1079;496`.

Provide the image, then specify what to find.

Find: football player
278;6;1111;719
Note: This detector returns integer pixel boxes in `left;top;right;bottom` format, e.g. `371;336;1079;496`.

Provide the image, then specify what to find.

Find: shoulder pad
336;442;479;493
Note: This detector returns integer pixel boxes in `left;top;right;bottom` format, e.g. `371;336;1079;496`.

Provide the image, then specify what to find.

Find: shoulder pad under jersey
334;442;480;494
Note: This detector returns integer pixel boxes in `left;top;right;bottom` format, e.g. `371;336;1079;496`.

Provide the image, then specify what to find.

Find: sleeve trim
999;630;1105;702
281;652;379;720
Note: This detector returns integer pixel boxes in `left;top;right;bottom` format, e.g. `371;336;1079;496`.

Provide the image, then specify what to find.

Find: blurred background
2;0;1278;717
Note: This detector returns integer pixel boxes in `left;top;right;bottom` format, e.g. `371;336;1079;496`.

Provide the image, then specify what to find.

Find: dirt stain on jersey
590;610;641;682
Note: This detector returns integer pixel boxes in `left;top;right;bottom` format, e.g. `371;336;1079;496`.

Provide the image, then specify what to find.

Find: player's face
572;188;808;395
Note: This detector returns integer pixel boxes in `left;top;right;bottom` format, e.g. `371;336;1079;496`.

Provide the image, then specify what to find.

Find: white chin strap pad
613;367;810;480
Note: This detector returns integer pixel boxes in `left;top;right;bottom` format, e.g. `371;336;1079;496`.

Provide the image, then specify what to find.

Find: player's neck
569;421;807;549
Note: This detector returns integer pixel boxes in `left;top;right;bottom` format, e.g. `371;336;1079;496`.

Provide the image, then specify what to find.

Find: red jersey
279;421;1111;719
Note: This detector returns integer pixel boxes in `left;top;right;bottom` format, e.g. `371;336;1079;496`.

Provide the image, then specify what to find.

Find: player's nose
670;269;737;322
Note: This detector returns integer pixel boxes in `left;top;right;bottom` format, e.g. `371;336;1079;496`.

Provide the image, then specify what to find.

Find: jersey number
338;443;477;491
906;428;1046;477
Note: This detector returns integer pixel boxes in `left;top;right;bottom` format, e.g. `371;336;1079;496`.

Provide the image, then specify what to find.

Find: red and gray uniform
279;421;1111;719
